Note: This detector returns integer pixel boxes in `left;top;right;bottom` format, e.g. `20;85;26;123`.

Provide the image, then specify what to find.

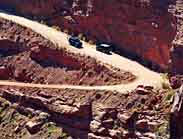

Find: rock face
0;17;136;85
0;87;167;139
169;43;183;74
168;0;183;74
170;85;183;139
0;0;177;71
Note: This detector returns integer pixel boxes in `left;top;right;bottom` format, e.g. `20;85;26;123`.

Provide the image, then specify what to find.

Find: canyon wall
0;15;170;139
169;0;183;75
0;0;178;71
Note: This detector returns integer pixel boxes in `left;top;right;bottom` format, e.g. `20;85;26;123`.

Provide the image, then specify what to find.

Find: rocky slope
0;83;173;139
0;17;135;86
0;0;178;71
0;12;173;139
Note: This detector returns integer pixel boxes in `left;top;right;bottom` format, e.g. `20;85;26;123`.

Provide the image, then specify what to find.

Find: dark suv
68;36;83;48
96;43;113;54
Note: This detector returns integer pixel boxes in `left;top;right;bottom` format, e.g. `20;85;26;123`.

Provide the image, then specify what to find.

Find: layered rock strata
0;0;178;71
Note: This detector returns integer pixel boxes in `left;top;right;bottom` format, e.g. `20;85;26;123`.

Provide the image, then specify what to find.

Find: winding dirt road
0;12;164;92
0;80;157;92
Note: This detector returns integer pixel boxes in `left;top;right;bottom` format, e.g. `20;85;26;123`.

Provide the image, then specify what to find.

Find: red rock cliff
168;0;183;74
0;0;177;71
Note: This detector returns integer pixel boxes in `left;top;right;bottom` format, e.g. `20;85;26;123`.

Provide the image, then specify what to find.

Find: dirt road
0;80;154;92
0;12;165;92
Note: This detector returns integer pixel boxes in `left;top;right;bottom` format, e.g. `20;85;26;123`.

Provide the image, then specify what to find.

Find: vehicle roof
98;44;111;47
70;36;79;40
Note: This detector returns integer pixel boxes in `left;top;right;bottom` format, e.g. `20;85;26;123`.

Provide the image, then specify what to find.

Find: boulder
0;66;12;79
88;133;112;139
92;103;117;122
108;129;122;139
26;120;44;134
90;120;102;133
117;111;138;130
135;87;150;95
147;122;159;132
136;119;148;132
143;132;156;139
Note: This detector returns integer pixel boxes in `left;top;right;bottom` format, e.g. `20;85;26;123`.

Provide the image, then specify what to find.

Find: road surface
0;12;165;92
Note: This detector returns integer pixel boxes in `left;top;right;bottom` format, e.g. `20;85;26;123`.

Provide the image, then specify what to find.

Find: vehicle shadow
113;46;164;73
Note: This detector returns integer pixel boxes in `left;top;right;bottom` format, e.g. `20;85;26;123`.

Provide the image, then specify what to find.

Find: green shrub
59;132;69;139
161;73;171;89
156;121;169;139
165;90;175;102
